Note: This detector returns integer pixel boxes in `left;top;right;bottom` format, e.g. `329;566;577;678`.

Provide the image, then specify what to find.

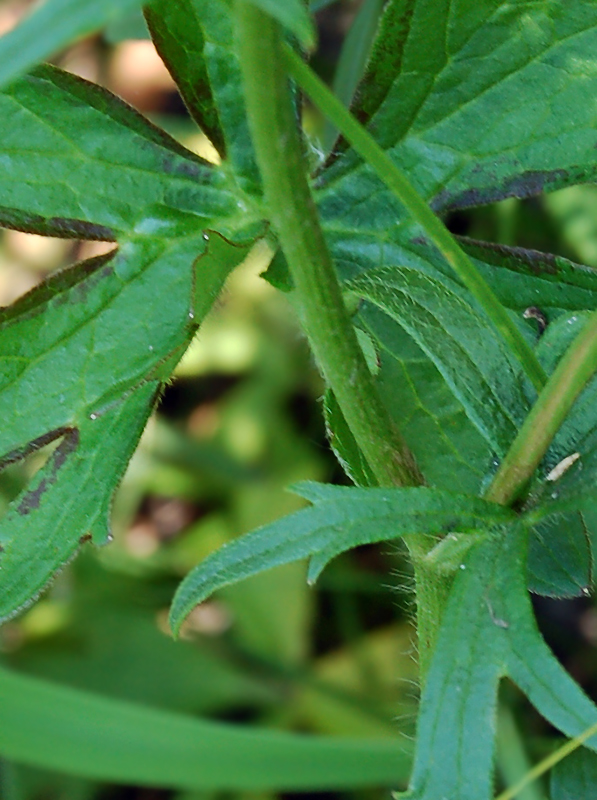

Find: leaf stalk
487;308;597;505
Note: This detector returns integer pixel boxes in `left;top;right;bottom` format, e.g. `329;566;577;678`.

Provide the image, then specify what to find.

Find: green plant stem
235;5;420;492
235;2;448;678
486;309;597;506
282;45;547;394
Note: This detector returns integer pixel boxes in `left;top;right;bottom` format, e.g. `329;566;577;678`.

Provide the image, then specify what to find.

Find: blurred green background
2;2;597;799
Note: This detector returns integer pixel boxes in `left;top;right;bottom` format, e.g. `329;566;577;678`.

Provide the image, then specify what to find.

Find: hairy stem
235;3;447;677
283;45;547;394
235;5;420;490
487;309;597;505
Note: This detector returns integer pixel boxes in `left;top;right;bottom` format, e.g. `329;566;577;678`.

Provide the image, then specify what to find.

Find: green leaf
526;514;592;597
371;323;491;493
324;0;597;205
520;312;597;595
323;389;378;487
314;1;597;503
551;748;597;800
169;482;515;634
146;0;259;178
0;233;254;623
145;0;224;152
0;65;242;238
348;266;530;458
401;526;597;800
326;0;414;163
0;0;143;89
456;239;597;323
0;665;411;791
244;0;316;50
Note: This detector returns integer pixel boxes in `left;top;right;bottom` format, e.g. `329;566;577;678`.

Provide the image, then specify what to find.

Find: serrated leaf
169;482;515;634
551;748;597;800
0;65;242;238
401;526;597;800
314;0;597;514
0;0;144;89
0;664;410;790
323;0;597;206
145;0;259;181
0;232;254;622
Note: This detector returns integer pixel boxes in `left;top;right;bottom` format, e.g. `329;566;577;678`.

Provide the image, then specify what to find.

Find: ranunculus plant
3;1;597;797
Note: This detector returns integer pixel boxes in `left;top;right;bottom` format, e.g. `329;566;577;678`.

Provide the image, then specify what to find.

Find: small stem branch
282;45;547;394
235;3;422;491
486;309;597;506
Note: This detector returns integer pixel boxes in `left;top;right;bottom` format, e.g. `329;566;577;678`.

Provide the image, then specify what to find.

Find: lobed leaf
314;0;597;596
315;0;597;511
145;0;261;188
169;482;515;634
0;233;254;622
0;64;242;239
322;0;597;205
401;526;597;800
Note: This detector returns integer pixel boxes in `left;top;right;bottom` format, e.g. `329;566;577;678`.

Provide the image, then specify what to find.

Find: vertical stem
235;3;421;491
235;2;446;677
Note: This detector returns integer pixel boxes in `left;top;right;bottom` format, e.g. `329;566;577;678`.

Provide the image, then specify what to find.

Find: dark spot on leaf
0;251;117;325
161;153;206;181
0;426;74;472
456;236;560;276
16;428;79;516
79;534;92;544
432;168;572;213
0;205;116;241
523;306;549;336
